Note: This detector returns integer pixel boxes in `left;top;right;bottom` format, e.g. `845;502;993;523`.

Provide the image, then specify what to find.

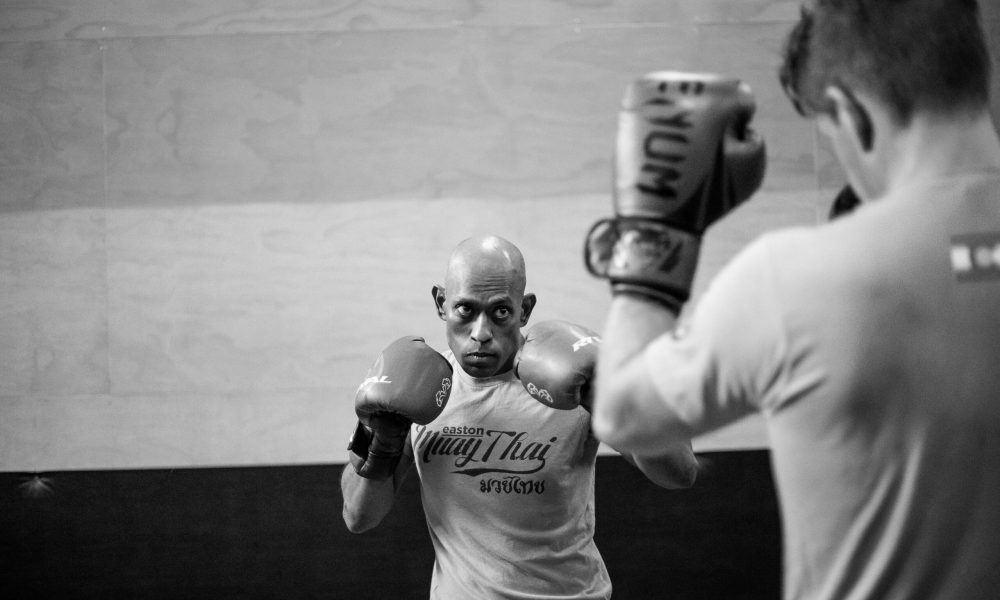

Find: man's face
437;269;528;378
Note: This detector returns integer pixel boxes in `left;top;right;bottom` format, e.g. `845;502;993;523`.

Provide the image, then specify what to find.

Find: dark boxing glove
514;321;601;411
349;336;452;480
585;71;767;311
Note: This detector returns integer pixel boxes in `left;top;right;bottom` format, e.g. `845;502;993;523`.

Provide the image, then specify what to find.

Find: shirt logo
951;233;1000;282
413;425;557;496
412;425;557;476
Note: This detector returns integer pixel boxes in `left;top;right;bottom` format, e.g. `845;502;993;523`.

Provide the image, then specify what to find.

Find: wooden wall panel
98;25;729;211
6;1;996;470
0;39;108;411
1;392;338;471
0;0;800;43
0;39;105;212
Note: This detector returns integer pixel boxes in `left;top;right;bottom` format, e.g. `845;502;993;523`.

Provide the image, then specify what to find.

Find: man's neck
886;109;1000;193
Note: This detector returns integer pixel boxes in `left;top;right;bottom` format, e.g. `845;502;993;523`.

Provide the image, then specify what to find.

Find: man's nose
470;313;493;343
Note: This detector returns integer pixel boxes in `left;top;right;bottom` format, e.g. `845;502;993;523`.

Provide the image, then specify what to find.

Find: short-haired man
588;1;1000;598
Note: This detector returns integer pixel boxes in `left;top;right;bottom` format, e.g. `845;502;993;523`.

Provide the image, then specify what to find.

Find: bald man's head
444;235;527;297
433;235;536;377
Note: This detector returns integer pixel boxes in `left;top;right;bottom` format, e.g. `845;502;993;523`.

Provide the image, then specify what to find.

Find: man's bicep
614;240;782;445
680;235;786;416
594;236;783;453
593;347;696;454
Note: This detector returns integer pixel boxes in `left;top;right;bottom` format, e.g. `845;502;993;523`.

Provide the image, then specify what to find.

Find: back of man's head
780;0;991;125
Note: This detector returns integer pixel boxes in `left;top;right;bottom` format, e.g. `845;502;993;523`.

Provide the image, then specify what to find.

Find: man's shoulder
702;224;849;310
721;226;817;279
746;217;876;272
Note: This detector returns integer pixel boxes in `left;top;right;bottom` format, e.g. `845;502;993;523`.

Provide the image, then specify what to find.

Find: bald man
341;235;695;599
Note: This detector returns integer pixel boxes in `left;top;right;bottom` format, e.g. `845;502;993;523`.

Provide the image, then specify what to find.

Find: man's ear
431;285;447;321
520;293;537;327
824;84;874;153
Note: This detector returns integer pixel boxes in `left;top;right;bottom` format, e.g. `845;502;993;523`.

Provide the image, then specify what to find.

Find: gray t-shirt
411;352;611;599
645;171;1000;599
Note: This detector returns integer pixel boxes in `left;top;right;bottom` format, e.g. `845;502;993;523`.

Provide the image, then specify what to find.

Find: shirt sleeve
642;233;787;435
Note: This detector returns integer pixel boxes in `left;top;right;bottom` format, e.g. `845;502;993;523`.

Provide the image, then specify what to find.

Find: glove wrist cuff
348;421;402;481
610;283;684;314
585;218;700;310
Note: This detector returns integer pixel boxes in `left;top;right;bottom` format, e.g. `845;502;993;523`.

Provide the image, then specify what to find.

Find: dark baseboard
1;450;780;599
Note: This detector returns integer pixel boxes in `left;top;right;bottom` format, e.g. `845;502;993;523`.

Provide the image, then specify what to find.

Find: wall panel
0;39;105;212
10;1;997;470
0;0;800;43
0;39;108;409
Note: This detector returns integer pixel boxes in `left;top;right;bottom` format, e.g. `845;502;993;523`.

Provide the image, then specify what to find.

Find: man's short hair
779;0;991;125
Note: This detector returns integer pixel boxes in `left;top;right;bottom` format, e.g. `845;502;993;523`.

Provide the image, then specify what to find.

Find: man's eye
456;305;472;318
494;307;511;320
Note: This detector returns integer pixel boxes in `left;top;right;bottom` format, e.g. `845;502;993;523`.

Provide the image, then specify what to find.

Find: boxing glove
514;321;601;411
349;336;453;480
585;71;767;311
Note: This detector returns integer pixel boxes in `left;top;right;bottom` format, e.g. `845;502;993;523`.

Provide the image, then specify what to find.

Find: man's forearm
592;295;685;453
598;295;678;374
623;441;698;489
340;459;406;533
